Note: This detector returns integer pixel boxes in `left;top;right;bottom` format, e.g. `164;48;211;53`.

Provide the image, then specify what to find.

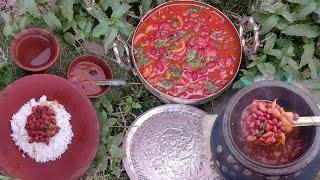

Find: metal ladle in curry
241;100;320;146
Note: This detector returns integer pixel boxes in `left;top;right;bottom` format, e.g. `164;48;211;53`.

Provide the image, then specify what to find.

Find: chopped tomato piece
171;40;186;55
133;33;146;44
145;24;158;33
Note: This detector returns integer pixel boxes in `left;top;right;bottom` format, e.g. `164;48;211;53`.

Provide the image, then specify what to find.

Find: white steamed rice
10;95;73;163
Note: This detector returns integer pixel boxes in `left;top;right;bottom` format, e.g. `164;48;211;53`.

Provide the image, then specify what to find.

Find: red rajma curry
133;3;241;99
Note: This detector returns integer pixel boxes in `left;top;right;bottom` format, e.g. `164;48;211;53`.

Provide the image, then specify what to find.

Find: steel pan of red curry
131;0;241;104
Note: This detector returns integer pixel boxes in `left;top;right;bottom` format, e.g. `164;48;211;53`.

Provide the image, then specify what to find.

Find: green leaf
36;0;47;4
281;24;319;38
264;33;277;51
257;62;275;77
300;42;315;68
0;12;11;23
109;145;125;159
95;145;107;164
140;0;152;14
281;10;295;23
116;19;134;37
276;38;294;48
276;18;289;30
92;21;109;37
19;0;41;18
99;0;112;11
104;27;118;49
3;23;18;37
287;0;309;4
260;15;279;35
288;58;299;70
63;32;76;46
61;0;75;22
309;58;319;79
232;80;242;89
108;133;123;147
0;174;10;180
126;96;133;103
62;20;76;32
101;110;108;121
112;3;131;18
43;12;62;30
265;49;283;59
86;4;108;22
18;15;31;30
157;0;165;4
132;102;142;109
106;118;117;127
102;99;113;113
253;13;269;24
296;1;317;20
76;17;92;34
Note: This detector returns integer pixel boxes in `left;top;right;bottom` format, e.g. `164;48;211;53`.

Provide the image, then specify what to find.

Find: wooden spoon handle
293;117;320;127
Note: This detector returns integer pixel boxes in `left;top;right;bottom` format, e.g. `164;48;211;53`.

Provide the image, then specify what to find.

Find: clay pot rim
10;28;60;72
222;80;320;176
67;55;113;98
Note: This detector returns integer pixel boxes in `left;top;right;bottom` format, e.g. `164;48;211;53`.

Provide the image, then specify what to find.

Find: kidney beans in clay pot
241;100;299;146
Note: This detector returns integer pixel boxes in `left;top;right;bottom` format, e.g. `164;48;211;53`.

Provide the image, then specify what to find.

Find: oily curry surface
133;3;241;99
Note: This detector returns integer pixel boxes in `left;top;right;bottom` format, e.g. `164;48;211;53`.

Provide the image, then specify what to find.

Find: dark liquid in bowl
16;35;53;67
69;62;107;96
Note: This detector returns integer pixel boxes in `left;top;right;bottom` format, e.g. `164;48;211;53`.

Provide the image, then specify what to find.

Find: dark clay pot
210;81;320;179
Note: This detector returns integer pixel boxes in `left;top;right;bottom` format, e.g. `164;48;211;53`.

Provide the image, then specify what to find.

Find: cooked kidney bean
241;100;299;146
25;105;60;145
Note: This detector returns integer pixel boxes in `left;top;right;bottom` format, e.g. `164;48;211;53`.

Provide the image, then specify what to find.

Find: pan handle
239;16;260;60
112;35;133;71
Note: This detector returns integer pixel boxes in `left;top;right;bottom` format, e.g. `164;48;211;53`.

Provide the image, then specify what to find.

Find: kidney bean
262;131;274;138
272;119;278;124
273;126;278;132
255;120;261;127
265;124;271;132
268;120;274;125
252;113;257;119
247;135;257;142
255;110;264;117
293;113;299;121
258;102;267;112
266;114;270;119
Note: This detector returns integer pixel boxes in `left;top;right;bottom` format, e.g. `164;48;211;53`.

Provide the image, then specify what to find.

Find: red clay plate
0;74;99;180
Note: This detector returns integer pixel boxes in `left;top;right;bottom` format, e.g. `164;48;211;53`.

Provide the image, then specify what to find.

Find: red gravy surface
133;2;241;99
69;62;106;96
235;126;308;165
16;35;53;67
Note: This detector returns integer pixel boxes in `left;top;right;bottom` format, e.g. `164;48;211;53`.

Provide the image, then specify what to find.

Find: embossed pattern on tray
123;104;217;180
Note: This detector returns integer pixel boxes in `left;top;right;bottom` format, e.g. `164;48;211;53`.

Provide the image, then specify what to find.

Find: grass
0;0;255;179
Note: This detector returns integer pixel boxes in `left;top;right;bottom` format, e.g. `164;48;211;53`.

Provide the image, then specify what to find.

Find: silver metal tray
123;104;220;180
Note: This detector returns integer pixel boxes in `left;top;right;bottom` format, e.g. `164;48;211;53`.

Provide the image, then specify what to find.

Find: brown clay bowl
10;28;60;72
67;55;113;98
0;74;99;180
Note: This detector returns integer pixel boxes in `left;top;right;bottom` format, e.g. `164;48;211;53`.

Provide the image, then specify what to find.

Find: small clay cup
10;28;60;72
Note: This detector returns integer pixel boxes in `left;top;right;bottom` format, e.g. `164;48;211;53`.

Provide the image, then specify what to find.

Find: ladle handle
293;117;320;127
239;16;260;60
112;35;133;71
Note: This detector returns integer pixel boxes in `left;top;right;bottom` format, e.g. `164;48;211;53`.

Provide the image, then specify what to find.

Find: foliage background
1;0;320;179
